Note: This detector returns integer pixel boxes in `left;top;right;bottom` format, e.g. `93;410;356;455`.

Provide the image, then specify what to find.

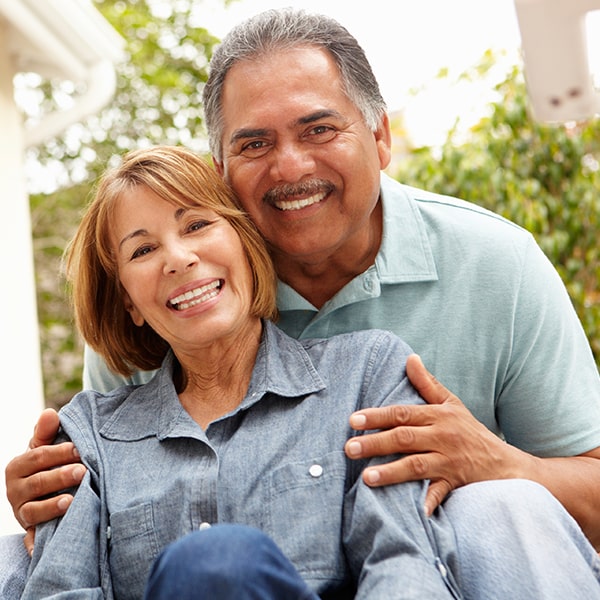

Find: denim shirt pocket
266;451;349;583
108;502;161;599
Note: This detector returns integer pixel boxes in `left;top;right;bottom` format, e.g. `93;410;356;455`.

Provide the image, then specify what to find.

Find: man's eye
240;140;271;158
307;125;336;142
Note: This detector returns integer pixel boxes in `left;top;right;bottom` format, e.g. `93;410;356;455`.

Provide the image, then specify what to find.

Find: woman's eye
131;245;153;260
188;220;209;232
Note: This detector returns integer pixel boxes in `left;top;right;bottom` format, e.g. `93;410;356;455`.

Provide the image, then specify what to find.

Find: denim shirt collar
99;321;325;442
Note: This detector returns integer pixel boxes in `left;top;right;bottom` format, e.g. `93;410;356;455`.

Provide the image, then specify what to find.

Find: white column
0;25;45;535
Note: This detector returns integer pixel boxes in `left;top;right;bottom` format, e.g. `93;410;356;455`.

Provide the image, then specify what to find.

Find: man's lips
168;280;222;311
263;179;335;212
273;190;328;211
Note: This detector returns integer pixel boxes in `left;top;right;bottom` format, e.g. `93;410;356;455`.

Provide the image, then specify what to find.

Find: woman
21;145;460;599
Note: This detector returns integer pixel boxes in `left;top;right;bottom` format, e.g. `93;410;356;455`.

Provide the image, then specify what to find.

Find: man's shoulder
384;175;529;239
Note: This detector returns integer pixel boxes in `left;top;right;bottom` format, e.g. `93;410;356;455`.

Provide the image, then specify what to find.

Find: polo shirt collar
375;172;438;283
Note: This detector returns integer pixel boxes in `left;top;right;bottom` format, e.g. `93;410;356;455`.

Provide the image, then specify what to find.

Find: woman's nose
163;243;198;275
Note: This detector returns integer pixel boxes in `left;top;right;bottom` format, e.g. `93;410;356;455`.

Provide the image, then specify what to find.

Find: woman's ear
123;293;145;327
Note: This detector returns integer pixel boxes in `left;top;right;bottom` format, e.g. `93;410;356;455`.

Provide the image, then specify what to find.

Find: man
6;4;600;564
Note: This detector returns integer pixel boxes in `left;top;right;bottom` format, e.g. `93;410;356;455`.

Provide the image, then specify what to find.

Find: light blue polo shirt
84;173;600;457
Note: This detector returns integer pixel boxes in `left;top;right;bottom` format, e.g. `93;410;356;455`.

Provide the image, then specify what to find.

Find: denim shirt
23;322;460;599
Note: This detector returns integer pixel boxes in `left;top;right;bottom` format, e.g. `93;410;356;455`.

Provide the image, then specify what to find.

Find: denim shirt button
309;464;323;478
435;557;448;578
199;522;212;530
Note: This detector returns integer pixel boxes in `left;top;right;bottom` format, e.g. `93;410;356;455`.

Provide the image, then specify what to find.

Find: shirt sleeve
343;477;459;599
342;333;459;598
21;471;106;599
498;236;600;456
21;399;110;599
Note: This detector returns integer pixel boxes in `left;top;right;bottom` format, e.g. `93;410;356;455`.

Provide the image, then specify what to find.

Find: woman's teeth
169;280;221;310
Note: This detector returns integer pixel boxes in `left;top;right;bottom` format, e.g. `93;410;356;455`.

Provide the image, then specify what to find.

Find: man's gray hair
202;8;387;162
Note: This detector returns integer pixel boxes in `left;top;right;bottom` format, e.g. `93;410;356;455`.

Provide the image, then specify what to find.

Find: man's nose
269;142;316;183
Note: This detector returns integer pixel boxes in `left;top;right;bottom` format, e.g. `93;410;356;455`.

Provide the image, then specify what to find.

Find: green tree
393;54;600;366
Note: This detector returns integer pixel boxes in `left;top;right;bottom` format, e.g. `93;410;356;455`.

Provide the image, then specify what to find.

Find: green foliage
393;58;600;365
23;0;219;190
30;185;89;407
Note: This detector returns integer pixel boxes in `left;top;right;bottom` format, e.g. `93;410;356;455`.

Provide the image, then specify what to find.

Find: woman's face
112;184;256;353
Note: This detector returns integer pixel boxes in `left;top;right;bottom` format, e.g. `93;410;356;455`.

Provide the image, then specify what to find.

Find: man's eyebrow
229;128;270;145
296;109;343;125
228;110;345;146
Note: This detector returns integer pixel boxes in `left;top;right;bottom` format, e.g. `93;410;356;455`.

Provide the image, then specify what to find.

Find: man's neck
273;203;383;309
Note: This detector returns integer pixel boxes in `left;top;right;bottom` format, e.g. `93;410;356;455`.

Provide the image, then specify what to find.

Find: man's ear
213;156;224;177
123;293;144;327
375;113;392;171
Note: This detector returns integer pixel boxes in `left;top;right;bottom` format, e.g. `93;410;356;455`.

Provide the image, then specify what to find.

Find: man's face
215;47;391;267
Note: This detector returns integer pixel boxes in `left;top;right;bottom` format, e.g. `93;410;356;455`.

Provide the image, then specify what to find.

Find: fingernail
57;496;71;511
350;414;367;427
346;441;362;457
365;469;381;484
72;446;80;458
72;465;85;482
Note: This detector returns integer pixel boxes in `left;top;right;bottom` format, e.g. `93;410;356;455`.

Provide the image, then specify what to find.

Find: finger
406;354;455;406
360;453;439;488
28;408;60;449
349;404;434;432
9;463;86;529
19;494;74;533
424;479;454;516
7;443;81;481
24;528;35;557
346;424;436;460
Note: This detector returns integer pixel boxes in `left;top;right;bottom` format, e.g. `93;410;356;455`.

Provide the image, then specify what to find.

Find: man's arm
345;354;600;549
5;409;86;555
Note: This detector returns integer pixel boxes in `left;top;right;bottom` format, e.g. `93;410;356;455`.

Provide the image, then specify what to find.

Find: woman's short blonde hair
65;145;278;376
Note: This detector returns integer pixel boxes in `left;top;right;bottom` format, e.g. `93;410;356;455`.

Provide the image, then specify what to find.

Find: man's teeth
274;191;326;211
169;281;221;310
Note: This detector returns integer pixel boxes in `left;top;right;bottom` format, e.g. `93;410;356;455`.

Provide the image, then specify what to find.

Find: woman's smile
168;279;224;311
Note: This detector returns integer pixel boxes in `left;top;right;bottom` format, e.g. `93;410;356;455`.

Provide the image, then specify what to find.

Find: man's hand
345;354;522;516
5;408;86;555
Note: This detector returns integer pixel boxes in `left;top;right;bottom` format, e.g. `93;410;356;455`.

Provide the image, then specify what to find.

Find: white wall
0;25;45;536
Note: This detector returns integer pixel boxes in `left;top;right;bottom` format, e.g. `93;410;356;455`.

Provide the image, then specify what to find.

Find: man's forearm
515;449;600;549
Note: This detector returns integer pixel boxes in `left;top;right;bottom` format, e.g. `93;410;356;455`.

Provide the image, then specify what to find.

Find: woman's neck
175;319;263;429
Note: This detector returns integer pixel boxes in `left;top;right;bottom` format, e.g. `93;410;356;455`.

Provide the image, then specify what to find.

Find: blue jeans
3;480;600;599
144;524;318;600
